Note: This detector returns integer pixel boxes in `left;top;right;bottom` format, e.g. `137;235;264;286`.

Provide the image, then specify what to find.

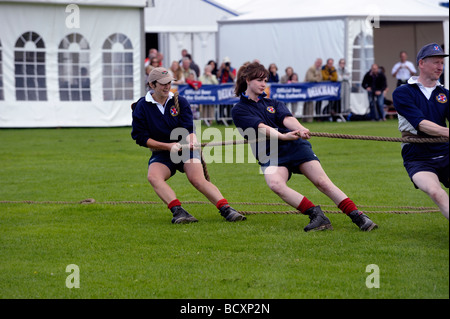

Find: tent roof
217;0;449;24
0;0;147;7
145;0;238;33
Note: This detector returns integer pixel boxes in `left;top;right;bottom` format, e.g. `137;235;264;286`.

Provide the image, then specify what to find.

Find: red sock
297;197;315;214
338;198;358;215
216;198;229;209
168;199;181;210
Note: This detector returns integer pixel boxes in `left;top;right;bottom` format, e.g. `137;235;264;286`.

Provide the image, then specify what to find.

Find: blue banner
270;82;341;102
176;82;341;104
176;84;238;104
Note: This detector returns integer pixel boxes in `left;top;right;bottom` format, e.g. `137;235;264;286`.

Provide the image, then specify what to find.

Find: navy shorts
403;153;449;188
148;150;201;177
260;139;320;180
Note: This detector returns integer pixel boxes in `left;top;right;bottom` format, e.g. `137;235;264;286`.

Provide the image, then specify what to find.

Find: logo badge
170;106;179;116
266;106;275;113
433;45;440;51
436;93;447;103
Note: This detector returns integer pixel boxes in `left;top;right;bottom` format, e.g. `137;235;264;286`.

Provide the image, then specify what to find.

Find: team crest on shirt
170;106;179;116
436;93;447;103
266;106;276;113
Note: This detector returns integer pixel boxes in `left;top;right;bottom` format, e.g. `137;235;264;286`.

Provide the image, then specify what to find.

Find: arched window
0;39;3;101
14;32;47;101
58;33;90;101
102;33;133;100
351;32;374;93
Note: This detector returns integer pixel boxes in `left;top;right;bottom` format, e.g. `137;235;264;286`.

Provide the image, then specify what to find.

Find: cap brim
157;77;174;84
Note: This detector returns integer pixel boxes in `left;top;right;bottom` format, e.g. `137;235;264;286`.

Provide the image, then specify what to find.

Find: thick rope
0;199;439;214
308;132;448;144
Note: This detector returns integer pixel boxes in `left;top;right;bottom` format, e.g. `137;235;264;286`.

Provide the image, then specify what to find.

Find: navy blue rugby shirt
231;92;292;135
131;91;194;148
392;80;449;161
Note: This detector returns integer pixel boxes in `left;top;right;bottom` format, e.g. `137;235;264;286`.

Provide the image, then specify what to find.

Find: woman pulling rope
131;67;245;224
231;61;378;232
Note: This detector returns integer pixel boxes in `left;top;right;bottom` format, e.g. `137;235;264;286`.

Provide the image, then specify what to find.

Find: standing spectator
179;48;188;64
199;64;219;125
304;58;323;122
207;60;218;77
217;57;236;83
186;54;200;78
391;51;416;87
199;64;219;85
168;60;185;85
144;48;158;68
150;57;161;69
281;66;299;117
337;58;351;113
321;58;338;82
267;63;279;83
392;43;449;220
181;57;197;81
321;58;338;117
362;64;387;121
156;51;164;67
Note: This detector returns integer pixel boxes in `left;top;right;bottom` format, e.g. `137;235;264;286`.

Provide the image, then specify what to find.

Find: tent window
14;32;47;101
102;33;134;101
58;33;91;101
0;40;3;101
351;33;374;93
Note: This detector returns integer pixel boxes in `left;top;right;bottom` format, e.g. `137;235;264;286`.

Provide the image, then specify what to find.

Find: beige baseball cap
147;67;175;84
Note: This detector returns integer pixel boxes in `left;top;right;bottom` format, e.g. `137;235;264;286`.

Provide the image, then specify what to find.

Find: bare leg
147;162;176;205
412;171;449;220
263;166;304;208
299;160;348;205
183;159;224;205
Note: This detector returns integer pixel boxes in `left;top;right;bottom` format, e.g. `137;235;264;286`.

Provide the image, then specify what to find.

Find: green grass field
0;120;448;300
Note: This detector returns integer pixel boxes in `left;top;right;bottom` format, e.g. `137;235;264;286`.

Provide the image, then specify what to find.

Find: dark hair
235;62;269;97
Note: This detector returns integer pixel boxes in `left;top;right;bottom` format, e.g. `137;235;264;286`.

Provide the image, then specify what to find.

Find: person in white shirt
391;51;417;87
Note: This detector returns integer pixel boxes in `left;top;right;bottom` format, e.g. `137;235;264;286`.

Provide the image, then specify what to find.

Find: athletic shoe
303;206;333;232
348;210;378;231
170;206;198;224
219;205;247;222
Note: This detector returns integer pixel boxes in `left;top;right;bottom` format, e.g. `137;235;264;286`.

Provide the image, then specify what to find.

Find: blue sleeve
131;98;150;147
177;96;194;134
274;100;292;125
231;104;263;133
392;86;426;129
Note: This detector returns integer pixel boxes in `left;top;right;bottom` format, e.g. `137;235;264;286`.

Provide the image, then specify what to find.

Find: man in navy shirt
132;67;246;223
232;62;378;232
392;43;449;220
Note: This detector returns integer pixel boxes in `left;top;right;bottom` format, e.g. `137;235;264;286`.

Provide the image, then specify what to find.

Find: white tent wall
217;0;449;116
0;1;145;128
218;17;364;114
158;31;217;71
144;0;238;70
346;18;374;115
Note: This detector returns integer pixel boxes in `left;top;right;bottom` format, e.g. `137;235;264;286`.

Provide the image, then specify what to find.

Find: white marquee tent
217;0;449;115
0;0;147;128
144;0;238;71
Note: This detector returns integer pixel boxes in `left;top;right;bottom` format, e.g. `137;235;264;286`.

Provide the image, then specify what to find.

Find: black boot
348;210;378;231
303;206;333;232
170;206;198;224
219;205;247;222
